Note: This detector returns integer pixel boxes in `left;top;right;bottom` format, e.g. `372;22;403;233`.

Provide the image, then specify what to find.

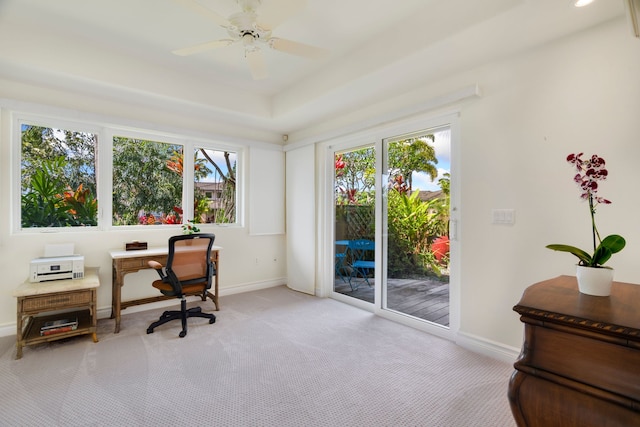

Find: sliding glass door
327;114;458;335
333;144;376;304
382;127;451;327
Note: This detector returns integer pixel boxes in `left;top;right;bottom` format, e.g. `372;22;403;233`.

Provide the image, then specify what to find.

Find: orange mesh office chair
147;233;216;337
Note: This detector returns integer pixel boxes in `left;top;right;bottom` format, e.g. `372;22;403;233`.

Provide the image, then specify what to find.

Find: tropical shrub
21;157;97;227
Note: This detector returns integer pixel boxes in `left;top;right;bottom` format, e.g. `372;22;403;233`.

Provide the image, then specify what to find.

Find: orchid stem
589;194;600;251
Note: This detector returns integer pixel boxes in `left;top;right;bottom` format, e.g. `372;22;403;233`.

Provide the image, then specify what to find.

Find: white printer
30;255;85;282
29;243;85;282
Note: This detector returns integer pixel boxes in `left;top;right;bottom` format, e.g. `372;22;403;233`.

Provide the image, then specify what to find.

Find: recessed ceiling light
574;0;596;7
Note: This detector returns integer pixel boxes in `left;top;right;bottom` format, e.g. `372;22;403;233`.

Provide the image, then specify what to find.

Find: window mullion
183;141;195;223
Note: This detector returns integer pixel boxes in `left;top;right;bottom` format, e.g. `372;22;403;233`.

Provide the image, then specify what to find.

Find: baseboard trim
456;331;520;364
0;278;287;338
219;277;287;296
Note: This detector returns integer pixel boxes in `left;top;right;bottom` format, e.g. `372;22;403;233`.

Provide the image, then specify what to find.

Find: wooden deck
334;276;449;326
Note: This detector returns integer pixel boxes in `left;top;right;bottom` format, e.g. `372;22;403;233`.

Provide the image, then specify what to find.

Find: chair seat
352;260;374;269
152;280;207;296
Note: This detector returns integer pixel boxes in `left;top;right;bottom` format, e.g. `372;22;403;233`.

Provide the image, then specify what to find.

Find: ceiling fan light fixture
173;0;325;79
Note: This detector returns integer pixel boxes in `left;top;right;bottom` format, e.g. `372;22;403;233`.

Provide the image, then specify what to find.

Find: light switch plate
492;209;515;225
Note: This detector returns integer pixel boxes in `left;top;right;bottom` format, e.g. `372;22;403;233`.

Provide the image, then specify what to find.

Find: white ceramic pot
576;265;614;296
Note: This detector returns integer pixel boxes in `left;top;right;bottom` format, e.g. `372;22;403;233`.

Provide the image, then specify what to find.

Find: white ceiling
0;0;627;137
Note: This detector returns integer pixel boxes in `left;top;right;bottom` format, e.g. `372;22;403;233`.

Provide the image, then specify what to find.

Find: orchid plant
546;153;625;268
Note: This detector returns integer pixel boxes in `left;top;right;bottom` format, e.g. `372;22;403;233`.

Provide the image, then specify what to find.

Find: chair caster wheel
209;318;215;324
179;331;187;338
147;328;154;334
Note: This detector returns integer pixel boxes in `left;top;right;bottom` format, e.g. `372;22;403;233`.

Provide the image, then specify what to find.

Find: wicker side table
13;267;100;359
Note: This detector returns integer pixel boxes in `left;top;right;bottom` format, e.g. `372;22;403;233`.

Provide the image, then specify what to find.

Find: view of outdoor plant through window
194;148;237;224
112;139;238;226
21;124;98;228
18;121;238;229
112;137;184;226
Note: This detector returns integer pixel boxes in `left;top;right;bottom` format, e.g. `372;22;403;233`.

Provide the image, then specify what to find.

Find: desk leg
15;308;24;360
110;263;116;319
213;258;219;310
112;265;123;334
215;275;219;310
91;289;99;342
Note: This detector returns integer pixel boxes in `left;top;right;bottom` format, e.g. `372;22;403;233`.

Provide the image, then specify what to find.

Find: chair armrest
148;260;166;280
148;260;163;269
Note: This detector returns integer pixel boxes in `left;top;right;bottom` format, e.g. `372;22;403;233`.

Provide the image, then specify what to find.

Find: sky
198;148;236;182
411;128;450;192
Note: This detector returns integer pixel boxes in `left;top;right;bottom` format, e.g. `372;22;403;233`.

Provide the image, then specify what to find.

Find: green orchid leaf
546;244;592;265
600;234;626;254
592;245;613;266
592;235;626;266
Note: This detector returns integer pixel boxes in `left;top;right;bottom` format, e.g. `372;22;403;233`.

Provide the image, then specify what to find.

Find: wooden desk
109;246;221;333
13;267;100;359
508;275;640;427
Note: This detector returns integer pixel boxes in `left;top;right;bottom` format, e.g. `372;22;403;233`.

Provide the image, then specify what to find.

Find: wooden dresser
508;275;640;427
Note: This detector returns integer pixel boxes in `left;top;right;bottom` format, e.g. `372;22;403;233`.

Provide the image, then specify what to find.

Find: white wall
293;17;640;352
458;18;640;349
0;98;287;330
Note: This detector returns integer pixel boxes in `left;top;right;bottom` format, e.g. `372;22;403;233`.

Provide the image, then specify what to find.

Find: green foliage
21;157;97;227
198;149;237;224
21;125;97;195
335;147;375;205
112;137;183;225
546;234;626;268
61;184;98;226
387;189;449;277
388;136;438;191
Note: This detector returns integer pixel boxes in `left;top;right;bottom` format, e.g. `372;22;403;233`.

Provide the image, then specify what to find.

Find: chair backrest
166;233;216;288
348;239;375;261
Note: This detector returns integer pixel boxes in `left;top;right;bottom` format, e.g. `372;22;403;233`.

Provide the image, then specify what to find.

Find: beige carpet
0;285;515;426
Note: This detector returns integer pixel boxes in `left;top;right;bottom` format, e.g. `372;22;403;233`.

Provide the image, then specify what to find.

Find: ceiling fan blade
257;0;306;30
269;38;328;59
172;39;235;56
173;0;231;27
246;49;268;80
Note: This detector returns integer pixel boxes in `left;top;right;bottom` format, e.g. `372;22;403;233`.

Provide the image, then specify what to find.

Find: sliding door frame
319;110;461;340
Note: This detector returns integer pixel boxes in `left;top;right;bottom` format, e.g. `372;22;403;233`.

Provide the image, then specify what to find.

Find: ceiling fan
172;0;328;80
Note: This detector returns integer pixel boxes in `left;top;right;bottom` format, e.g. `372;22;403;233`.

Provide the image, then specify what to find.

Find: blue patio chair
335;240;350;282
348;239;375;289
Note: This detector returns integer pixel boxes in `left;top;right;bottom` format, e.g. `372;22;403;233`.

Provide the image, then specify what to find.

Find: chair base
147;298;215;338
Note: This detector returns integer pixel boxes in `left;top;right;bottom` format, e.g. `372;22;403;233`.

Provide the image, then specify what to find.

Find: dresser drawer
21;290;92;312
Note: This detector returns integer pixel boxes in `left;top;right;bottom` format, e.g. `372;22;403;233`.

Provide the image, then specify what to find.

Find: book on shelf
41;325;77;336
40;317;78;334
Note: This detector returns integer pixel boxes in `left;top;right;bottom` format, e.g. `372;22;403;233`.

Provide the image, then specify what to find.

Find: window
14;114;242;231
20;123;98;228
194;147;237;224
112;136;183;226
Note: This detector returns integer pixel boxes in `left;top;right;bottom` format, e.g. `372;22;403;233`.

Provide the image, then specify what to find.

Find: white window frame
12;111;244;233
12;113;104;233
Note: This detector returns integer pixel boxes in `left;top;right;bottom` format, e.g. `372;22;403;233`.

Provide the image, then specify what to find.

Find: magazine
40;317;78;331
